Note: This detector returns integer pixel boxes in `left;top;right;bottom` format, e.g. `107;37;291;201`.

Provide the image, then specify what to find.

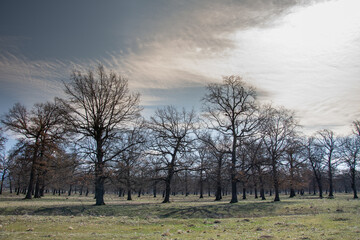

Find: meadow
0;193;359;239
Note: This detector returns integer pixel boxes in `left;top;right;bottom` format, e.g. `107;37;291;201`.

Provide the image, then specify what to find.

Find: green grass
0;193;359;239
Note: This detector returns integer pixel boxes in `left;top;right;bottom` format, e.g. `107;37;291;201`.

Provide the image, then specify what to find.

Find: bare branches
202;76;258;137
147;106;197;203
60;65;142;205
202;75;259;203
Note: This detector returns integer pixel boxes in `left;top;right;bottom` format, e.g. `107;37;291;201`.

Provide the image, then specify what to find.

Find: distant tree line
0;66;359;205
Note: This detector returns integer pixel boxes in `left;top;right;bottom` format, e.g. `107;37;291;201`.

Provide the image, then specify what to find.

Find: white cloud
1;0;359;136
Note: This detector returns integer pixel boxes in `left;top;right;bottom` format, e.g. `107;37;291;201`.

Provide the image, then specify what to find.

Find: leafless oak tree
339;133;360;199
60;65;141;205
148;106;196;203
1;101;65;199
260;105;298;202
316;129;338;198
305;136;326;198
202;76;259;203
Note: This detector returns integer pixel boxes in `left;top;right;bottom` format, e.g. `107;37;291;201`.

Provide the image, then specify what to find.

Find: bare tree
193;142;208;199
202;76;259;203
113;120;147;201
260;105;298;202
148;106;196;203
60;65;141;205
247;138;267;200
305;137;326;198
198;132;231;201
339;134;359;199
316;129;338;198
2;101;65;199
285;136;305;198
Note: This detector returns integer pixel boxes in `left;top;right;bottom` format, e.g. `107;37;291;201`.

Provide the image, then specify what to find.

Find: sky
1;0;360;141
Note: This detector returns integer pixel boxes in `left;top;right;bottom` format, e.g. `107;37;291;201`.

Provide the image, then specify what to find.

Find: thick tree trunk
230;135;238;203
95;172;105;205
163;176;172;203
163;157;175;203
126;176;132;200
242;187;246;200
95;138;105;205
215;184;222;201
289;159;296;198
25;147;39;199
317;179;323;198
95;182;105;204
272;158;280;202
328;159;334;198
289;188;296;198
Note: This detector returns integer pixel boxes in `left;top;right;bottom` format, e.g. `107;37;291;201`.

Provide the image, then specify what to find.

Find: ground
0;193;359;239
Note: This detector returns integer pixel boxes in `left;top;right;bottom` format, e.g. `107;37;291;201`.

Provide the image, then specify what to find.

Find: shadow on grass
0;200;303;219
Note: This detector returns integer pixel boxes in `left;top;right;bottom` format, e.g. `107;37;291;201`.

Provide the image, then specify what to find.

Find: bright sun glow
266;0;360;54
222;0;360;133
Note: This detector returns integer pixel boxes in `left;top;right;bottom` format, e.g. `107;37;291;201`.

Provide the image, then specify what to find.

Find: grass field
0;193;359;239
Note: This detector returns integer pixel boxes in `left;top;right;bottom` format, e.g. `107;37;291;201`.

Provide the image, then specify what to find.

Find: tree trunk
126;176;132;200
163;175;172;203
199;170;204;199
289;188;296;198
68;185;72;196
95;172;105;205
328;158;334;198
230;135;238;203
95;137;105;205
215;158;222;201
208;182;211;197
242;187;246;200
289;159;296;198
258;167;266;200
163;158;175;203
318;179;323;198
351;167;358;199
153;181;157;198
25;146;39;199
272;157;280;202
